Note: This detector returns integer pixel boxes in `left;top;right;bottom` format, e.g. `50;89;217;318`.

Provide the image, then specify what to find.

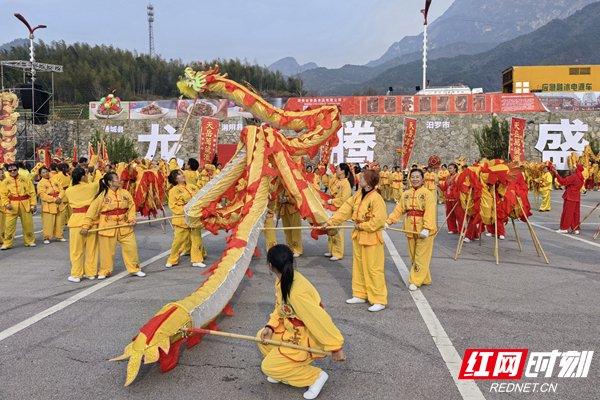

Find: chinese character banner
509;117;527;162
402;118;417;169
199;117;221;167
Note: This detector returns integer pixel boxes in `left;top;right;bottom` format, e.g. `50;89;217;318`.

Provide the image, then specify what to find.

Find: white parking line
530;223;600;250
0;231;210;343
382;231;485;400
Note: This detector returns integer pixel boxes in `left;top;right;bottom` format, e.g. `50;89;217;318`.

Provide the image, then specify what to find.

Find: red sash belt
407;210;424;217
72;206;89;213
49;192;60;197
101;208;128;216
8;195;30;201
288;318;305;328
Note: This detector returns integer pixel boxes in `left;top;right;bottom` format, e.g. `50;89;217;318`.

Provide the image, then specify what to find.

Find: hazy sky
0;0;454;67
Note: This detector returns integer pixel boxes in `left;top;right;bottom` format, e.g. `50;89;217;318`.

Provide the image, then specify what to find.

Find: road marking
530;223;600;250
14;229;43;239
383;231;486;400
0;231;210;343
551;200;596;209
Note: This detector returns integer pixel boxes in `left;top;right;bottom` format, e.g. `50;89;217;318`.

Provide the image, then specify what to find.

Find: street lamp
14;13;47;84
420;0;432;91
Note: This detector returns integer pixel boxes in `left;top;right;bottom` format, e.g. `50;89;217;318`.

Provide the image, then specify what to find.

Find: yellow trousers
256;329;321;387
168;226;204;264
282;212;303;255
42;211;64;240
69;227;98;278
392;188;402;202
539;189;551;211
263;215;277;252
407;235;434;287
179;232;206;258
2;208;35;247
327;230;344;259
0;213;5;240
98;231;140;276
351;238;387;305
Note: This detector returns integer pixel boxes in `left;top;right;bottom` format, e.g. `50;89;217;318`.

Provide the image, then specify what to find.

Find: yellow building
502;65;599;93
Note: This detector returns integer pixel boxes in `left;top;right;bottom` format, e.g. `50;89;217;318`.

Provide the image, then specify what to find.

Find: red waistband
49;192;60;197
72;206;89;213
101;208;128;216
407;210;424;217
288;317;305;327
8;195;30;201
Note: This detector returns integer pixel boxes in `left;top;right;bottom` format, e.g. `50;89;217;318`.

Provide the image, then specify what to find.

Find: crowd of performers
1;150;599;399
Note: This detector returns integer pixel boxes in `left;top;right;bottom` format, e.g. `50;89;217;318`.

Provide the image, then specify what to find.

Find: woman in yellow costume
325;170;388;312
38;166;66;243
183;158;200;187
324;163;353;261
536;165;553;212
379;165;391;200
0;162;37;250
81;171;146;279
165;169;206;268
53;163;72;225
63;167;99;282
279;189;303;258
387;168;437;291
258;244;346;399
390;165;404;202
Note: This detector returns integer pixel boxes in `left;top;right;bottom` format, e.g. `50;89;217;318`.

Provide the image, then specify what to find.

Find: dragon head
176;66;221;99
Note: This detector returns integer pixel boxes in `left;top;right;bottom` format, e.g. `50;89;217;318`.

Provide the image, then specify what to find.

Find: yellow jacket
424;171;437;190
0;175;37;215
83;188;136;237
390;171;403;189
328;190;387;246
38;177;65;214
437;169;450;183
329;177;352;208
266;271;344;359
387;186;437;234
538;172;553;192
51;172;71;190
63;182;99;228
379;171;390;186
168;183;199;228
183;170;198;187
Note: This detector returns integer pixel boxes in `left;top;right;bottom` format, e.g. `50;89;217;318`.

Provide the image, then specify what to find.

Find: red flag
402;118;417;169
72;141;78;163
509;117;527;162
88;142;95;157
101;139;109;161
55;147;63;158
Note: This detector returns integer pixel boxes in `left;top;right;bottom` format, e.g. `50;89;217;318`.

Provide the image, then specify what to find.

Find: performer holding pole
280;189;304;258
165;169;206;268
257;244;345;400
0;163;37;250
81;171;146;279
324;163;353;261
536;165;553;212
387;168;437;291
38;166;66;244
550;163;584;234
438;163;461;234
63;167;99;282
324;170;388;312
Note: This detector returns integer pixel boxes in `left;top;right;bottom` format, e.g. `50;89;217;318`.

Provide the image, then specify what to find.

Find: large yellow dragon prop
113;66;341;385
0;91;19;164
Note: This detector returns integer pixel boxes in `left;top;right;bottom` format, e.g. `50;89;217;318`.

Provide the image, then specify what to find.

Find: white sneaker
180;251;189;256
573;230;580;235
165;263;174;268
556;229;568;233
134;271;146;277
345;297;366;304
67;276;81;283
448;231;455;234
85;276;96;280
0;246;9;250
303;371;329;400
463;237;471;243
266;376;279;384
323;252;332;257
59;238;67;242
408;284;418;291
293;253;301;258
368;304;386;312
97;275;106;280
43;240;50;244
499;235;505;240
485;232;492;237
192;262;207;268
329;256;340;261
28;243;36;247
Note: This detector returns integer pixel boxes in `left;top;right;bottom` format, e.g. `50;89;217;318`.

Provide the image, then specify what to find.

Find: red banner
509;117;527;162
199;117;220;167
402;118;417;169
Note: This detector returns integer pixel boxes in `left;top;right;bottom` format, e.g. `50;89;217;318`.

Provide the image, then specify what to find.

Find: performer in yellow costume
165;169;206;268
387;168;437;291
52;163;72;226
0;163;37;249
258;245;345;400
38;167;66;243
81;171;145;279
183;158;200;186
537;165;553;212
263;180;280;253
379;165;391;200
279;190;303;257
326;170;387;312
390;166;404;202
63;167;99;282
437;164;450;204
324;163;353;261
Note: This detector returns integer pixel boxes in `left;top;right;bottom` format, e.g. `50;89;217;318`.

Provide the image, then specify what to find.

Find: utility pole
147;4;155;57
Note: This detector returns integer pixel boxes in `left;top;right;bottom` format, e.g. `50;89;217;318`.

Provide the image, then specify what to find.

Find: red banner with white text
509;117;527;162
402;118;417;169
199;117;220;167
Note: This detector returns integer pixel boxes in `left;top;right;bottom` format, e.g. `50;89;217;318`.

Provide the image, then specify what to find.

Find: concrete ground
0;191;599;400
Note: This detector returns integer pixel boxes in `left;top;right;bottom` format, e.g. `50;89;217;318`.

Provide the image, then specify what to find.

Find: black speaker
15;83;49;124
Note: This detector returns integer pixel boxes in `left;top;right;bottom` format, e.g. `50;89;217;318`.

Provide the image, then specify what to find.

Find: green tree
90;130;138;164
474;116;510;160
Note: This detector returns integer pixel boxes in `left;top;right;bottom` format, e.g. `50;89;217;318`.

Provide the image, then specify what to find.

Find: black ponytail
339;162;354;188
266;244;295;304
95;171;117;198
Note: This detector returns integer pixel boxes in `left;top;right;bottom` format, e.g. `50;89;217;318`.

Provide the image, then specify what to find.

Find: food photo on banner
176;98;228;119
129;100;178;119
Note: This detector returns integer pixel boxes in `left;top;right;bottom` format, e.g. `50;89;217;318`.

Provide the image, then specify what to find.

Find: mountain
0;38;28;52
341;1;600;95
268;57;318;76
367;0;598;67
